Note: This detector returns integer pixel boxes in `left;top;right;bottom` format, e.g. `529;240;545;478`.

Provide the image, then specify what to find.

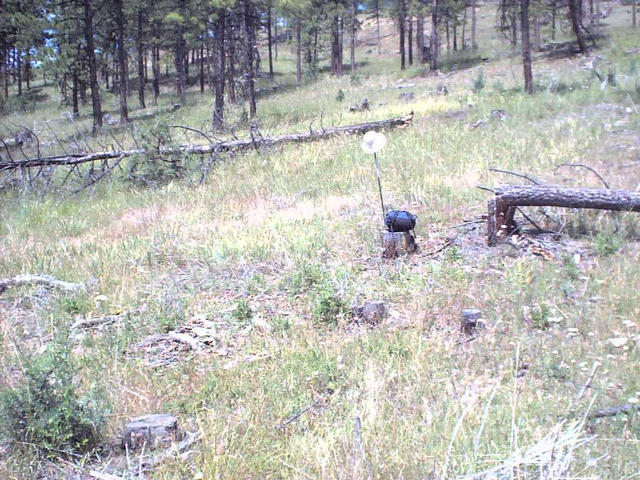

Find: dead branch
275;390;332;430
71;314;122;330
0;274;85;294
1;113;414;171
489;167;542;185
556;163;610;189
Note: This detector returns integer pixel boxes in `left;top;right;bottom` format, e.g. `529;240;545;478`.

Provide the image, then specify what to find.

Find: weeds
0;338;106;455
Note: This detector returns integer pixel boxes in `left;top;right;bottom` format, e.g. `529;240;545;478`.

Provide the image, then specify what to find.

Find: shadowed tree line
0;0;609;132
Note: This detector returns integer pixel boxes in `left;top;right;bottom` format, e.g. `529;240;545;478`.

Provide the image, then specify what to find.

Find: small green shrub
0;339;106;454
594;232;621;256
336;89;345;102
472;69;485;93
313;290;350;327
232;299;253;323
287;262;328;294
531;304;551;330
59;293;92;316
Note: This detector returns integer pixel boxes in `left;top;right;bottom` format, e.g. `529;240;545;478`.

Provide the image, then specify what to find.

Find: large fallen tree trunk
0;113;413;171
488;185;640;246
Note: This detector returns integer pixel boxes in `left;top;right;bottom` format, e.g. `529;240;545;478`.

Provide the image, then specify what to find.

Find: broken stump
123;414;178;451
461;308;483;334
383;231;417;258
353;301;387;325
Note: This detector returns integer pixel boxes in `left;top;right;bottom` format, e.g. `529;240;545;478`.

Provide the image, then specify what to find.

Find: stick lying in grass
590;403;640;419
0;274;85;294
0;113;414;171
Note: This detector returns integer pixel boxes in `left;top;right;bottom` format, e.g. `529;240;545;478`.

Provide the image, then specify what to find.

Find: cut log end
123;414;178;451
383;231;417;258
487;184;640;246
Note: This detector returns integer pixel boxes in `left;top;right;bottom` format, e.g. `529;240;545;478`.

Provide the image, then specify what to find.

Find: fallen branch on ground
275;390;332;430
0;113;413;171
590;403;640;419
0;274;85;294
487;185;640;246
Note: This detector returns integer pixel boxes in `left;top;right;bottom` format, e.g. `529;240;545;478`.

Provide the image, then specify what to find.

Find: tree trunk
199;43;205;94
511;8;517;48
331;15;342;74
399;3;406;70
152;45;160;106
274;17;278;59
243;0;256;118
296;20;302;86
521;0;534;94
453;22;457;51
471;2;477;49
430;0;439;70
417;14;425;62
375;0;381;54
533;16;541;51
1;46;7;101
350;0;357;73
461;7;467;50
25;52;31;90
487;185;640;246
16;49;22;96
445;18;450;53
84;0;102;134
633;3;637;28
175;0;187;104
408;16;413;64
115;0;129;123
568;0;588;52
267;3;274;79
72;70;79;117
213;12;225;130
227;18;237;104
137;9;146;109
551;0;557;40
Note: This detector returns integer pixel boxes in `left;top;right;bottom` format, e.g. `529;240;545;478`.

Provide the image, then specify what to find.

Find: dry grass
2;2;640;479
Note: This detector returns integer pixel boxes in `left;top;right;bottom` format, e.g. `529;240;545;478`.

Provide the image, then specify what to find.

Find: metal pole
373;152;386;222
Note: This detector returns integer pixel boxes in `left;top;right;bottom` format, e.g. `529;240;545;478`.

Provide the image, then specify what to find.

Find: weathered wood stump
487;185;640;246
383;231;417;258
461;308;483;334
123;414;178;451
353;301;387;325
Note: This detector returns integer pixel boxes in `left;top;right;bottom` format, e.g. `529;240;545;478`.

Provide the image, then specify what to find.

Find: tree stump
383;231;417;258
123;414;178;451
461;308;483;334
353;301;387;325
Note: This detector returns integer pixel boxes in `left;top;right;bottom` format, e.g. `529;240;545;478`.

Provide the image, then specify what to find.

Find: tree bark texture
213;13;226;130
568;0;588;52
399;1;406;70
243;0;257;118
521;0;534;94
487;185;640;245
3;113;414;171
430;0;439;70
84;0;102;134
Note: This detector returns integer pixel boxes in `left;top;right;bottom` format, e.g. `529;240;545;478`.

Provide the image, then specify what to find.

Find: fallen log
487;185;640;246
0;274;85;294
0;113;413;171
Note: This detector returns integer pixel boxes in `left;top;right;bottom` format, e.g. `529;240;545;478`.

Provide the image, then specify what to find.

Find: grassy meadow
1;3;640;479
